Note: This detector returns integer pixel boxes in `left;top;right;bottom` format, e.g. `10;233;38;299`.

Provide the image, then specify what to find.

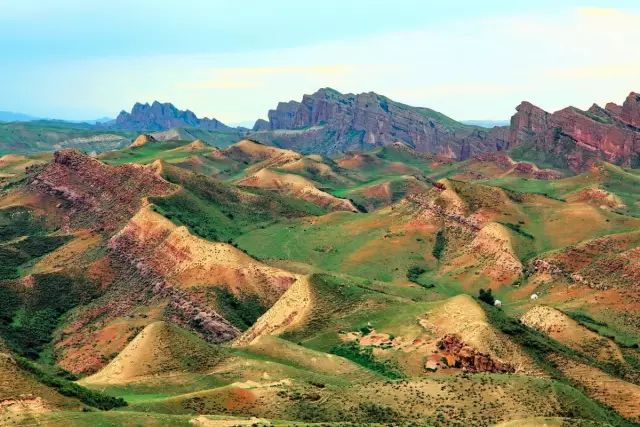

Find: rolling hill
0;118;639;425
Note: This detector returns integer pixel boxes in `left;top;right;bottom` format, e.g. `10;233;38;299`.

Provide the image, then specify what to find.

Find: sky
1;0;640;125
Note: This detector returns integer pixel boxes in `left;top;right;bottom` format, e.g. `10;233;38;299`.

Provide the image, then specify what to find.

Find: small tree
478;288;495;305
432;230;446;260
406;266;427;283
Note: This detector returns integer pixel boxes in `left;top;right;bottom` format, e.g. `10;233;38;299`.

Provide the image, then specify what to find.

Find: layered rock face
509;92;640;171
250;88;509;158
115;101;233;132
618;92;640;128
27;149;175;231
251;88;640;170
438;334;514;373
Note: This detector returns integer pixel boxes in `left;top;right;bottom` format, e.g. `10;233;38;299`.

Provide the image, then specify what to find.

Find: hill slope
80;322;225;385
1;134;640;425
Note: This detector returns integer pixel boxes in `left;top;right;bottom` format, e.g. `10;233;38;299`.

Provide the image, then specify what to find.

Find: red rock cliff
508;92;640;171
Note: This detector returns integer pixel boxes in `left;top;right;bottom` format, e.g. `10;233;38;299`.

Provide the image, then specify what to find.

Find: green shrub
14;356;126;410
6;308;59;359
500;222;534;240
478;288;495;305
432;230;446;260
0;285;20;322
406;266;427;283
358;402;401;423
0;206;71;279
0;274;99;358
213;288;266;330
330;341;404;379
358;325;373;335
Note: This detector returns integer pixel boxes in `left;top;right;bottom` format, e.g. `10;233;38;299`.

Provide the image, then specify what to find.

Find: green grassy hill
1;137;640;425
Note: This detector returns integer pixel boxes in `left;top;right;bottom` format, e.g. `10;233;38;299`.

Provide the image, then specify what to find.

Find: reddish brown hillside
27;149;175;231
510;92;640;171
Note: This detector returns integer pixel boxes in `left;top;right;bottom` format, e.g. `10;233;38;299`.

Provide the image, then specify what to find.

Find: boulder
438;334;514;373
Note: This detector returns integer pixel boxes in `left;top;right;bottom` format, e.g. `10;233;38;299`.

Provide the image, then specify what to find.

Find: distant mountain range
0;111;40;122
248;88;640;171
113;101;234;132
2;90;639;171
0;111;112;124
249;88;509;159
462;119;510;128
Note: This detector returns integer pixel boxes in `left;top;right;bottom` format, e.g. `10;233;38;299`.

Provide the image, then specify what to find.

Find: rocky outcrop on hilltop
616;92;640;128
108;206;297;305
509;92;640;171
249;88;509;158
27;149;176;231
250;89;640;170
436;334;515;373
114;101;233;132
474;152;563;179
129;133;156;148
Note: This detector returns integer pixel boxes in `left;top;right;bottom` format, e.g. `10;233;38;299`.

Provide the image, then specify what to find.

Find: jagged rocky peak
508;91;640;171
52;148;100;168
509;101;550;142
620;91;640;127
115;101;233;132
250;87;507;159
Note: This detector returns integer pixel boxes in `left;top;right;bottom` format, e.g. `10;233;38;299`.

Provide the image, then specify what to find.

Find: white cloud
176;65;356;90
4;6;639;122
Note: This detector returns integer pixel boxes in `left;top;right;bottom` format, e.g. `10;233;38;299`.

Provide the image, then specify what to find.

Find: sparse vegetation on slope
213;288;266;330
14;355;127;410
0;273;100;359
330;341;405;379
151;162;326;242
0;206;72;279
2;131;640;425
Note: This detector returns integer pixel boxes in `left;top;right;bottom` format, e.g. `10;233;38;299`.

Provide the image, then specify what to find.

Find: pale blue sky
1;0;639;124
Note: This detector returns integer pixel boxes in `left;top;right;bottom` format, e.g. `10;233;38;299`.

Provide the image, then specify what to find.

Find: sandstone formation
233;276;313;346
237;168;357;212
509;92;640;171
250;88;640;171
249;88;509;158
79;321;224;384
437;334;515;373
27;149;176;231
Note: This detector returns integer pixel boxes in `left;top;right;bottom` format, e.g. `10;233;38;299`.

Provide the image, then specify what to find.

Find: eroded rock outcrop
437;334;515;373
250;88;509;158
27;149;176;231
129;133;156;148
509;92;640;171
614;91;640;128
115;101;233;131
